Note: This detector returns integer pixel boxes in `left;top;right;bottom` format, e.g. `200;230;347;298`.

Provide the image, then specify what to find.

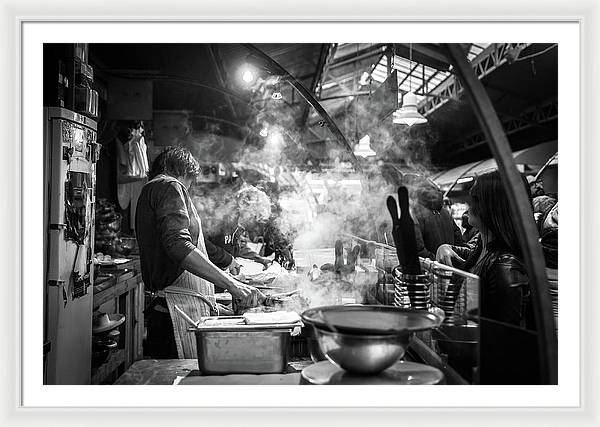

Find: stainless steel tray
192;325;292;374
189;316;298;374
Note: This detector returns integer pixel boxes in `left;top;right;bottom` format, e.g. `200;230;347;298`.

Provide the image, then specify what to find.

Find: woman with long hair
436;171;540;384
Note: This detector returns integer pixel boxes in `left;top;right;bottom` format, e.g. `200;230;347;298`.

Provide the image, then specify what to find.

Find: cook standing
135;147;265;358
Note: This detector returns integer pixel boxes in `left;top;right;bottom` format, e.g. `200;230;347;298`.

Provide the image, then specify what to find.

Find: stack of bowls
301;305;443;375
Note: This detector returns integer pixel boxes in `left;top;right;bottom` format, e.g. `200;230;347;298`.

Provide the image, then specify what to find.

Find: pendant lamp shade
393;92;427;126
353;135;376;158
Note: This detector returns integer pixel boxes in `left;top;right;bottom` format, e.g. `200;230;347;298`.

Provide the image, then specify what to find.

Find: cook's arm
180;249;260;304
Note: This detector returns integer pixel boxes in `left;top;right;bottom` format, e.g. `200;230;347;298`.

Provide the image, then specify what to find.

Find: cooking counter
113;337;465;385
114;358;313;385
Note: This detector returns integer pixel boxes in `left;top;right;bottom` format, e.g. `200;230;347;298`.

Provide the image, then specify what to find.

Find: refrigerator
43;107;99;384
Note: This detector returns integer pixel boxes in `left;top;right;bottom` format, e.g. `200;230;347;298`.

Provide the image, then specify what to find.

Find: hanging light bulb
241;68;255;83
353;135;376;158
259;124;269;137
393;43;427;126
393;92;427;126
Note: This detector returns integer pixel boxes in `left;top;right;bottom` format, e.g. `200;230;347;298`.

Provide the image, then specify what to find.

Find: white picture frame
2;0;599;425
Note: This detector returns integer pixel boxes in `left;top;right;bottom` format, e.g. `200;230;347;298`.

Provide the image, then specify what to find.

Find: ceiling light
271;91;282;100
242;69;255;83
392;92;427;126
347;95;355;101
353;134;376;158
393;43;427;127
259;126;268;137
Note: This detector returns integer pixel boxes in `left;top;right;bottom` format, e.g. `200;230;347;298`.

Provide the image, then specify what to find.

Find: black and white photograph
41;40;560;387
3;9;596;422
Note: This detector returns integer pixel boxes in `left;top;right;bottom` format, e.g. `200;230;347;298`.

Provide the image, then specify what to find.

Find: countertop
114;358;313;385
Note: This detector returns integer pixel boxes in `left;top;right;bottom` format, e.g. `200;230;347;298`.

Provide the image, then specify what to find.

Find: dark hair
469;171;531;257
462;210;472;230
148;146;200;180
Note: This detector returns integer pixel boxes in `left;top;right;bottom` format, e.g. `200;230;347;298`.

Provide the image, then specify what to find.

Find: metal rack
372;243;479;325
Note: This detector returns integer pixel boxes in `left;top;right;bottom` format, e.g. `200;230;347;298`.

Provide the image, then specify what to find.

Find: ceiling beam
207;45;238;119
299;44;331;129
242;43;361;172
397;63;420;90
451;98;558;154
327;44;386;70
319;43;338;95
392;43;452;71
420;43;532;116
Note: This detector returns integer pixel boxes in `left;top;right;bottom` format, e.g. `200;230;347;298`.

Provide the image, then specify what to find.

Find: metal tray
190;317;296;374
192;326;292;374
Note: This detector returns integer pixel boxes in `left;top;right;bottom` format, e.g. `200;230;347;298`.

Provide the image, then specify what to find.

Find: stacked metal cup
433;269;460;324
391;267;410;308
393;267;431;310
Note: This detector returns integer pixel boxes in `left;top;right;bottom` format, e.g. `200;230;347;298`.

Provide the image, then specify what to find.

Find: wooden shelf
91;256;145;384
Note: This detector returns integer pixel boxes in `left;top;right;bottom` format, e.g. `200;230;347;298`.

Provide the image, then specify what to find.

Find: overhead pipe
242;44;362;173
444;44;557;384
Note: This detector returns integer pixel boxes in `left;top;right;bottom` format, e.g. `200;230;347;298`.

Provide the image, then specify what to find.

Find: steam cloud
168;72;440;258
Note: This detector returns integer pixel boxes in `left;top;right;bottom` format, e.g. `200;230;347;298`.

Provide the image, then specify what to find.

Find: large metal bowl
301;305;443;335
312;326;410;374
301;305;443;374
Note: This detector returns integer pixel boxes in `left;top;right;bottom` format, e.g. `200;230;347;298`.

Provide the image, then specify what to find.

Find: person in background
461;210;478;243
135;147;264;358
207;185;273;269
205;238;242;275
435;171;539;384
527;174;557;221
526;175;545;198
442;196;453;215
411;178;464;260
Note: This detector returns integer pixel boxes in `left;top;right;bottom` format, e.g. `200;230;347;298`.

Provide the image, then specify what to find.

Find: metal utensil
174;305;201;328
386;196;407;267
397;186;421;275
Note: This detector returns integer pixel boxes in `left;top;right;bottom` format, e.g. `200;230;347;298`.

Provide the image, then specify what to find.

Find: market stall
42;42;558;386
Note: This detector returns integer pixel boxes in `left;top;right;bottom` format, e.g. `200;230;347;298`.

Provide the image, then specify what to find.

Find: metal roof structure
87;42;558;172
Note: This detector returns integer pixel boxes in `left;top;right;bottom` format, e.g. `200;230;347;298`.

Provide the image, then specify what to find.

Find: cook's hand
229;280;266;307
436;244;465;266
228;259;242;275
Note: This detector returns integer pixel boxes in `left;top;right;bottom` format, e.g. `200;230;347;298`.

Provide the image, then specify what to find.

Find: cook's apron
163;187;216;359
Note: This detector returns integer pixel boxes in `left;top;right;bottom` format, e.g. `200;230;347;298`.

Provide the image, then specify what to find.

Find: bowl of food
115;235;137;256
301;305;443;374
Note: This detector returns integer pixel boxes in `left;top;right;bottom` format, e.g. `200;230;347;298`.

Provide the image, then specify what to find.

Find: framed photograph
2;0;599;426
